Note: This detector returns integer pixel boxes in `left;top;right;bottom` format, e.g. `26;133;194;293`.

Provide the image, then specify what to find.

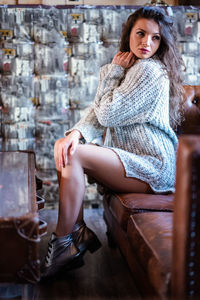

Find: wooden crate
0;151;46;283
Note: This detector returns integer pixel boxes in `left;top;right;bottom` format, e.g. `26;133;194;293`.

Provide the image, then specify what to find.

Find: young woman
42;6;184;278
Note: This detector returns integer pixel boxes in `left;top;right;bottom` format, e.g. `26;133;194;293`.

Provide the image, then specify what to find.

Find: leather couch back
178;85;200;135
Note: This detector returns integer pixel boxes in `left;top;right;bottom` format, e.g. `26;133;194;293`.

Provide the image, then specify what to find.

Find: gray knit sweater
66;57;178;193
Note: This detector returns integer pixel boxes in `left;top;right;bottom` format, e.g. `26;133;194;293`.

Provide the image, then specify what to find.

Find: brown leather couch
102;86;200;300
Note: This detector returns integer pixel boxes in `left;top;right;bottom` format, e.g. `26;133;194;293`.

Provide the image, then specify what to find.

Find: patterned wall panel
0;5;200;207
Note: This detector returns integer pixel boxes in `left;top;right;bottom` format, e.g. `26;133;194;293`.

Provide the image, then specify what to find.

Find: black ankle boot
41;232;84;279
72;221;102;255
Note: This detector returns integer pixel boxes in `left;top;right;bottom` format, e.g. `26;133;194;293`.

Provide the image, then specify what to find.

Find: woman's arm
64;55;130;143
64;53;134;142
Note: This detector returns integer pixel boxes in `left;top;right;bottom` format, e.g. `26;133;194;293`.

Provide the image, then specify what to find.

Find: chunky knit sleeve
94;59;169;127
64;66;109;143
64;104;106;144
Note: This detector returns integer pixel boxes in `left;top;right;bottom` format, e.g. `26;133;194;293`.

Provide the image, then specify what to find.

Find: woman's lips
139;48;150;54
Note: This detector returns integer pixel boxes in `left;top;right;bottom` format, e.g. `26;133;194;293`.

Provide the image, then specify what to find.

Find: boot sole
78;235;102;255
87;236;102;253
65;254;85;271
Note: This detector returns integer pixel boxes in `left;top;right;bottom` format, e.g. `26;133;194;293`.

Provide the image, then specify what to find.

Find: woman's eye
137;31;144;37
153;35;160;41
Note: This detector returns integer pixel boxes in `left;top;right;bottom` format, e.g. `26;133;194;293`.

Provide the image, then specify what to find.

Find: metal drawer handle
39;219;47;237
36;194;45;210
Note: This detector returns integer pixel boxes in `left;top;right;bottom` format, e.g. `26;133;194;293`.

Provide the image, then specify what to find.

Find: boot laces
45;242;53;265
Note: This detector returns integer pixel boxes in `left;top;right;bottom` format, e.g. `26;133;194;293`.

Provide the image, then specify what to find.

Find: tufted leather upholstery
172;135;200;299
178;85;200;135
103;86;200;299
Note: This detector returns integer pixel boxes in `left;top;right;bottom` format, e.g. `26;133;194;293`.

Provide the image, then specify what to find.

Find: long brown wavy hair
119;6;185;129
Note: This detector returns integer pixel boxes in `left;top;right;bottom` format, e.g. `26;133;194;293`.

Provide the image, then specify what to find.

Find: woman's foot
41;232;84;279
72;221;102;255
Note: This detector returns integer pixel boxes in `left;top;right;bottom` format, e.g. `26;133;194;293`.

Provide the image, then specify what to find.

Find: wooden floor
0;208;142;300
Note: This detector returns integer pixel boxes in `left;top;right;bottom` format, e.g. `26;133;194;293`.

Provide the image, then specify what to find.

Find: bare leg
54;142;85;236
54;140;152;237
55;153;83;230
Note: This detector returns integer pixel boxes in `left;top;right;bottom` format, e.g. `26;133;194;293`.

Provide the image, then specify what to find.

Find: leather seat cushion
103;193;174;230
127;212;173;297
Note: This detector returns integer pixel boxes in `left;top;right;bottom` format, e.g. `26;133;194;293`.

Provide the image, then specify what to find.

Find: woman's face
129;18;161;59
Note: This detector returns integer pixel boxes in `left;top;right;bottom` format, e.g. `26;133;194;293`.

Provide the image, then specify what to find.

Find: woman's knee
69;144;84;164
54;138;66;162
54;137;65;152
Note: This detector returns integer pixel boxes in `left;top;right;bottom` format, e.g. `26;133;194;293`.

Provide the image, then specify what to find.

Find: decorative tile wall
0;5;200;207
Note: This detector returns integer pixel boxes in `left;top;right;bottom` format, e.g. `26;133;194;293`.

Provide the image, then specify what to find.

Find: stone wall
0;5;200;207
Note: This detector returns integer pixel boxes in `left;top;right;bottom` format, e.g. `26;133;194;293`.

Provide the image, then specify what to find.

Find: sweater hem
104;146;175;194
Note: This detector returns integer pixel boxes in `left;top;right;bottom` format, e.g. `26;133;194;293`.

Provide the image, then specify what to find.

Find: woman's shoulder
127;57;167;82
134;57;165;74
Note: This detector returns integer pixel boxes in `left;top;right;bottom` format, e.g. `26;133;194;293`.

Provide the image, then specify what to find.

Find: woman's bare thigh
69;144;152;194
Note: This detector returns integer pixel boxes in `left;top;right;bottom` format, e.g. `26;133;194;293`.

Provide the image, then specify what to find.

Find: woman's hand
112;51;136;69
58;130;82;168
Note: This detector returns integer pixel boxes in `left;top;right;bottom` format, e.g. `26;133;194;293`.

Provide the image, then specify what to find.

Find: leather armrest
172;135;200;298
